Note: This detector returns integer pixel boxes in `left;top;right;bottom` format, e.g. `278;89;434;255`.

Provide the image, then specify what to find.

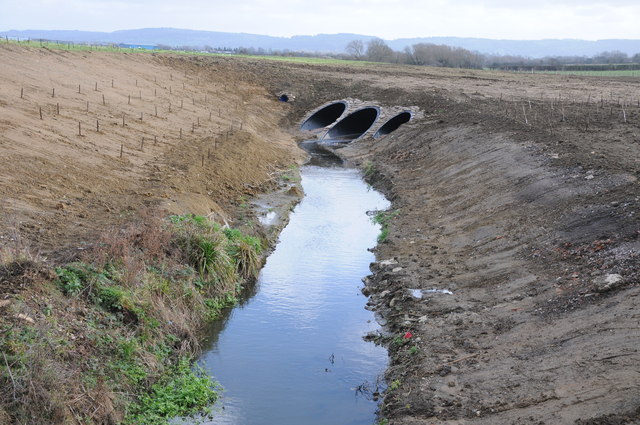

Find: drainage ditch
183;143;390;425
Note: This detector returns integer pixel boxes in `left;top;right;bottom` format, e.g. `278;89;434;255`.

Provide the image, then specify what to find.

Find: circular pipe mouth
373;111;412;139
323;106;380;140
300;101;348;131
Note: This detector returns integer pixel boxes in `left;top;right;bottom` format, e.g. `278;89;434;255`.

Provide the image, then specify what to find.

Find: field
1;43;639;425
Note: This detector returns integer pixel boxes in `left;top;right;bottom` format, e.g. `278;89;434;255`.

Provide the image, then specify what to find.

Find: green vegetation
3;38;372;67
125;359;219;425
389;379;402;391
0;213;263;424
372;210;399;243
363;160;376;178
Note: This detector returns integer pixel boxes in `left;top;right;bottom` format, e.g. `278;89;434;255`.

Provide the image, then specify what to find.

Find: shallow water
188;160;389;425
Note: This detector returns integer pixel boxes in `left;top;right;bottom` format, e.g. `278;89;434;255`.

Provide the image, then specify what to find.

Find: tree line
158;39;640;71
345;38;640;70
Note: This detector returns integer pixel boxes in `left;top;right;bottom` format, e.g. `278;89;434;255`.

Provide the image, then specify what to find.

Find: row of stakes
19;80;245;162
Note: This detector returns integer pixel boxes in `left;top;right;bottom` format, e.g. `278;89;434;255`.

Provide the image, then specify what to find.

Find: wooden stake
95;82;98;91
201;155;204;166
122;113;125;127
141;137;144;150
39;107;42;120
209;111;212;120
102;94;105;105
179;128;182;139
197;117;200;126
52;88;55;98
154;88;157;96
20;88;23;99
120;144;123;158
96;120;99;132
154;135;157;145
112;79;114;88
181;99;183;108
78;121;82;136
86;101;89;112
78;84;81;94
140;112;143;121
56;103;60;114
128;94;131;105
192;122;195;133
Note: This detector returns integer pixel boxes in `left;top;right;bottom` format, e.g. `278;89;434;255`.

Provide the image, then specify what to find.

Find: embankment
339;97;639;424
0;45;304;424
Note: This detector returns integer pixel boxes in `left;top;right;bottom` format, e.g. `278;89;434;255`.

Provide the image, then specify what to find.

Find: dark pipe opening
300;101;347;131
324;107;379;140
279;94;289;102
373;112;412;138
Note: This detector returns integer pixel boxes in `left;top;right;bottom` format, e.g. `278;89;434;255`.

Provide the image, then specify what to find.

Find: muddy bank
337;109;639;423
233;54;640;424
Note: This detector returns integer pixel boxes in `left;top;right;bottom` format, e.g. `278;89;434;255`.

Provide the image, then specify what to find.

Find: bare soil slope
0;45;303;259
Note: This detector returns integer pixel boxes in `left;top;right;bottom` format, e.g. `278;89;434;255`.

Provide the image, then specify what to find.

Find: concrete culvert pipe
300;101;347;131
374;112;412;138
324;107;380;140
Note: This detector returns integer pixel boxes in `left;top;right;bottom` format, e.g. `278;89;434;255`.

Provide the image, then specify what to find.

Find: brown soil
0;44;304;261
1;46;639;424
236;58;639;424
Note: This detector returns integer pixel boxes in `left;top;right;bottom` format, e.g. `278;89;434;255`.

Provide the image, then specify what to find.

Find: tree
366;38;394;63
345;40;364;60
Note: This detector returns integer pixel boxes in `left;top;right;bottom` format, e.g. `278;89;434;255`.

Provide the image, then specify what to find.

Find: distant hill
2;28;640;58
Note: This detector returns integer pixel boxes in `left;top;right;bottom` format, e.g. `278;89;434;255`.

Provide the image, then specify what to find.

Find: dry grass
0;210;263;424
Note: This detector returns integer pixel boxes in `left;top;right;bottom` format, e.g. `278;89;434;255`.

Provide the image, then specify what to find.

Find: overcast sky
2;0;639;40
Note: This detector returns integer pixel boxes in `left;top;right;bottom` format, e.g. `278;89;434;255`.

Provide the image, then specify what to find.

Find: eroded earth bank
248;60;639;424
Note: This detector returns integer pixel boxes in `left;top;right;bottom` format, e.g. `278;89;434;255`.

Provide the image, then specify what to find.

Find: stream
186;146;389;425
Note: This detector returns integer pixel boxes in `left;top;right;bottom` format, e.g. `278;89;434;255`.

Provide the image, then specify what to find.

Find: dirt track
1;46;639;424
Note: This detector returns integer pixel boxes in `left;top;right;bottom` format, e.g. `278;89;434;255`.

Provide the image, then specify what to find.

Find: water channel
186;145;389;425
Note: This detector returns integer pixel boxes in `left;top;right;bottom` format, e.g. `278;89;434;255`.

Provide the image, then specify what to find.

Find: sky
2;0;640;40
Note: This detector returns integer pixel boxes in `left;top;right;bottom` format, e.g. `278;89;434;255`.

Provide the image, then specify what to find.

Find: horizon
2;0;640;41
3;27;640;43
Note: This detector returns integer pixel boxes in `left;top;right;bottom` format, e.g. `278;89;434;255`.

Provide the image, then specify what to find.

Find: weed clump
0;212;264;425
372;210;399;243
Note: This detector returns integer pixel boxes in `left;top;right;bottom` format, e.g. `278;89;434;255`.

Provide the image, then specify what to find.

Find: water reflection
188;157;389;425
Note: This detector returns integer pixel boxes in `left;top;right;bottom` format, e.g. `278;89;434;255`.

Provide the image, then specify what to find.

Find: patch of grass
363;160;375;177
372;210;399;243
0;212;264;424
389;379;402;391
125;358;219;425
